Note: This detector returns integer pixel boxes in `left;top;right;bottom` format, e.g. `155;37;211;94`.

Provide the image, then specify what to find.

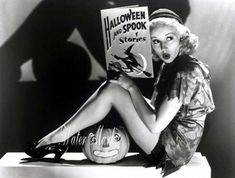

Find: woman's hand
110;72;135;91
108;63;135;91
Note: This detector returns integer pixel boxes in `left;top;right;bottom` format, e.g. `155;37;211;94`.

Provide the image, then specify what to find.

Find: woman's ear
178;34;189;56
178;45;184;56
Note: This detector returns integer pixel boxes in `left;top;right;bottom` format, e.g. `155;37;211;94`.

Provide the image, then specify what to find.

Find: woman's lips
163;53;170;60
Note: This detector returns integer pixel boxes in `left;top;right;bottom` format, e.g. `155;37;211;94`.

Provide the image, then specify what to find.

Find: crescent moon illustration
136;53;147;76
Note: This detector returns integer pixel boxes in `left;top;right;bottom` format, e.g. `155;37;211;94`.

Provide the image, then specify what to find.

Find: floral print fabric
161;119;204;166
168;59;215;118
151;55;215;167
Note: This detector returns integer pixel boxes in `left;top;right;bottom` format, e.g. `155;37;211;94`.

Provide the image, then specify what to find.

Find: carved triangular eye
114;133;121;142
89;133;97;144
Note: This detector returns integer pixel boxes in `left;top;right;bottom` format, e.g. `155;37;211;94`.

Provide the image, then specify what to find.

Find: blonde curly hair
150;18;199;57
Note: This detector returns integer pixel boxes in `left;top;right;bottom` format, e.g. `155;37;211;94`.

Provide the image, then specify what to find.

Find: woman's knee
99;82;128;98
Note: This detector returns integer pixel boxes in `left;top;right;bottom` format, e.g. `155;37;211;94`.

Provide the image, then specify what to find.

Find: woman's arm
110;72;182;134
109;73;156;122
151;97;182;133
128;85;182;134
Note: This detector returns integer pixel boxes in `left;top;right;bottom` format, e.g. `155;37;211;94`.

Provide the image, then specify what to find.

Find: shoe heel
54;145;68;162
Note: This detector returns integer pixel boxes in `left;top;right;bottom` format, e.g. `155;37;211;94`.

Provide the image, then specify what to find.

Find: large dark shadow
0;0;190;156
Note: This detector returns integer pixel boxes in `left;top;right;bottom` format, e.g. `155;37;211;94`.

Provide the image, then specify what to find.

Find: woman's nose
161;42;168;50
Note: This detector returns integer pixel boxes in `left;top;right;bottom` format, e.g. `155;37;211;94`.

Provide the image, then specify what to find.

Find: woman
25;8;215;176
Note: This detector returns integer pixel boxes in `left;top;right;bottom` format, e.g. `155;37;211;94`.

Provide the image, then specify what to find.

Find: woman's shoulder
168;55;215;108
176;55;211;81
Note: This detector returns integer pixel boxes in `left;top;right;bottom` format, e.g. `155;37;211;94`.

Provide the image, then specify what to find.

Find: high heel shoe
25;141;69;162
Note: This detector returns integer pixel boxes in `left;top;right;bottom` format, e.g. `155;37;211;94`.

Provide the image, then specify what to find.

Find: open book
100;6;154;78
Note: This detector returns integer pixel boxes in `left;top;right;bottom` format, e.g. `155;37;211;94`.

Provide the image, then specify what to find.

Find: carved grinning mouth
93;149;119;158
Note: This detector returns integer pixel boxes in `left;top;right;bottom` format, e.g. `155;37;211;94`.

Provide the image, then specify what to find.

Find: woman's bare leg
37;81;160;154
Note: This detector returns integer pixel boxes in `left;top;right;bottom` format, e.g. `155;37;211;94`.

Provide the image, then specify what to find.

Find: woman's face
151;25;181;63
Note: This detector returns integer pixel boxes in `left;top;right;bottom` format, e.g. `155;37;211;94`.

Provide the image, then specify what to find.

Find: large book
101;6;154;78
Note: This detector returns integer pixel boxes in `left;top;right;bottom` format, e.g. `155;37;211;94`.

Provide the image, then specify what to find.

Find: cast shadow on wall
0;0;190;154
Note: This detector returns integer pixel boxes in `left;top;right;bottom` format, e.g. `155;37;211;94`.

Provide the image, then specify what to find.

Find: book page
101;6;153;78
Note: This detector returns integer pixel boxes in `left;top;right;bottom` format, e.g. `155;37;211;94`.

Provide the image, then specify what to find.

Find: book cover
101;6;154;78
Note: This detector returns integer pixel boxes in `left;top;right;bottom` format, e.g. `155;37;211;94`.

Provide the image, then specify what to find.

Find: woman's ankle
36;137;51;148
36;125;73;148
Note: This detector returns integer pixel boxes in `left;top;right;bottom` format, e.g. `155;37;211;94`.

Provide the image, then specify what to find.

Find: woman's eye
166;36;173;41
114;133;121;142
152;39;160;45
90;135;97;144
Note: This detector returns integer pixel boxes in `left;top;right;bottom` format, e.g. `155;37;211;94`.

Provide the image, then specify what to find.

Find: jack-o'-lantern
82;126;130;164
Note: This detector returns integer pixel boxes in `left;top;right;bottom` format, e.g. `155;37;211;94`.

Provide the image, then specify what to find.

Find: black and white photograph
0;0;234;178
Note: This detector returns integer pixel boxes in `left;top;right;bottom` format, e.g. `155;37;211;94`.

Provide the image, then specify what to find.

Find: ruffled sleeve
168;62;215;114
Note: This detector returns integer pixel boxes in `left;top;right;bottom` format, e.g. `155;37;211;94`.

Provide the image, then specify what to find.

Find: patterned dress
149;55;215;175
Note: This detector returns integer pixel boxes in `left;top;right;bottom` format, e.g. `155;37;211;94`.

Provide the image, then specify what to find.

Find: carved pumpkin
82;126;130;164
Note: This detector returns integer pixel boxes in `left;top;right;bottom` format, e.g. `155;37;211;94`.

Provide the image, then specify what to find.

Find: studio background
0;0;235;178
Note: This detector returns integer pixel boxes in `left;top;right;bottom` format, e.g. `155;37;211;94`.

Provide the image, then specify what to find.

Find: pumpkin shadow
20;154;147;167
20;157;92;166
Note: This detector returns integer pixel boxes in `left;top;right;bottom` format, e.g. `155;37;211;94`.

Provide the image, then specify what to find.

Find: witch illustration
111;44;151;77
